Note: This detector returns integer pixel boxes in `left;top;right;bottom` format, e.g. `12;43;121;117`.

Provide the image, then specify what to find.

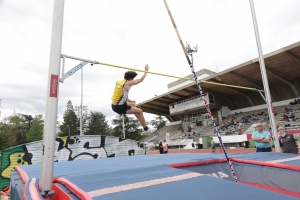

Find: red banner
50;74;58;97
285;130;300;137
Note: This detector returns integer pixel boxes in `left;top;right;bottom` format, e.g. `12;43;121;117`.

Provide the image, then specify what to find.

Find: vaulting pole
162;0;238;182
40;0;65;197
249;0;280;152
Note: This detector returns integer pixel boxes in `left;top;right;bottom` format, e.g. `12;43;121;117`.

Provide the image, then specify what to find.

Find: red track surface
146;147;275;155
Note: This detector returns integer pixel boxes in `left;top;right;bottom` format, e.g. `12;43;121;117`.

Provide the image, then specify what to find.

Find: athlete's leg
126;102;146;127
127;102;136;107
126;106;146;128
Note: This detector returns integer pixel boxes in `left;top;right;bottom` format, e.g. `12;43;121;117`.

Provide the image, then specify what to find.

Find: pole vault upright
39;0;65;197
249;0;280;152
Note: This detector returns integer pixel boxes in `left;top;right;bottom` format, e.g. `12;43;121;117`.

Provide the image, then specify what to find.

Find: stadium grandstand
139;41;300;147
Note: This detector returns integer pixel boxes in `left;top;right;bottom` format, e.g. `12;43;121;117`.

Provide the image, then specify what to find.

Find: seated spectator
273;108;277;116
238;129;242;135
267;126;271;132
282;114;288;121
187;126;192;132
290;112;295;121
290;99;298;105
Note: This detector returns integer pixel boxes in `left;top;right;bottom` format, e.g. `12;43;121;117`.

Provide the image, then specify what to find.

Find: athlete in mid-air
111;64;151;134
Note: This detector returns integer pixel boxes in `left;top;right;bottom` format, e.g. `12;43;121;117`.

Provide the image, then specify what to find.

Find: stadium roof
137;41;300;121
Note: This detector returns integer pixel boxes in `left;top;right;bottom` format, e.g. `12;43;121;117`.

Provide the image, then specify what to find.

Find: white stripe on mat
266;156;300;163
87;172;203;197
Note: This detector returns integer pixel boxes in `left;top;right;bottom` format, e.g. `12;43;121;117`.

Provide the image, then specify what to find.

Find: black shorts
112;103;131;114
256;147;272;152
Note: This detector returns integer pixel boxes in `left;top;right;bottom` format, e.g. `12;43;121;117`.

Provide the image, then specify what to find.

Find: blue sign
67;63;84;76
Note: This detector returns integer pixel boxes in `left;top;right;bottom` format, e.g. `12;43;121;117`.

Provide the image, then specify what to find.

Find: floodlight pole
80;68;83;136
249;0;280;152
39;0;65;197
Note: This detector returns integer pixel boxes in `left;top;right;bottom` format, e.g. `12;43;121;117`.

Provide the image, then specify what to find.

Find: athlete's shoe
142;128;152;135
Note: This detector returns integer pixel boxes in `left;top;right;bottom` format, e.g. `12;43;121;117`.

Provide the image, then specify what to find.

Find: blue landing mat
17;153;300;200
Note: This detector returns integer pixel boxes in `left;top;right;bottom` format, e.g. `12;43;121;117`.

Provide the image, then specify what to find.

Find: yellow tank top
111;80;127;104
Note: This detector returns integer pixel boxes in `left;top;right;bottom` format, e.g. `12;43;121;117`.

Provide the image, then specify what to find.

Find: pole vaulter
162;0;238;182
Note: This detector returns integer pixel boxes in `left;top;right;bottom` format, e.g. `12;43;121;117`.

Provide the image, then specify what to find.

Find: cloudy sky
1;0;300;125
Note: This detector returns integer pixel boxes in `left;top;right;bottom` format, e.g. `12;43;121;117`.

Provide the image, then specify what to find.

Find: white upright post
80;68;83;135
122;114;125;138
249;0;280;152
39;0;65;196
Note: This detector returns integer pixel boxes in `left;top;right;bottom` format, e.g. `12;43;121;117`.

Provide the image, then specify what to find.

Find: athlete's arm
128;64;149;86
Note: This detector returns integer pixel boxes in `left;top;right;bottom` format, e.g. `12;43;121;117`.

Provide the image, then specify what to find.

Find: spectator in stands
268;126;272;132
210;137;215;153
244;117;249;124
239;129;242;135
231;115;235;121
284;107;289;113
290;112;295;121
252;123;272;152
163;140;168;154
158;141;164;154
273;108;278;116
278;126;300;154
293;98;298;105
282;114;289;121
225;130;229;135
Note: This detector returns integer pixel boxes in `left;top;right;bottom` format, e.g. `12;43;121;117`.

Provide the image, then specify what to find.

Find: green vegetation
0;100;166;149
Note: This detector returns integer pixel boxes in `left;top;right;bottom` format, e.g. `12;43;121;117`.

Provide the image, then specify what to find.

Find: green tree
1;115;27;147
26;115;44;142
18;114;33;131
111;114;143;141
0;122;4;151
58;100;79;137
85;111;110;135
150;115;168;130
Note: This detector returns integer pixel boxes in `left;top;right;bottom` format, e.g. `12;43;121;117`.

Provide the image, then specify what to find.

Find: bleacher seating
143;101;300;147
